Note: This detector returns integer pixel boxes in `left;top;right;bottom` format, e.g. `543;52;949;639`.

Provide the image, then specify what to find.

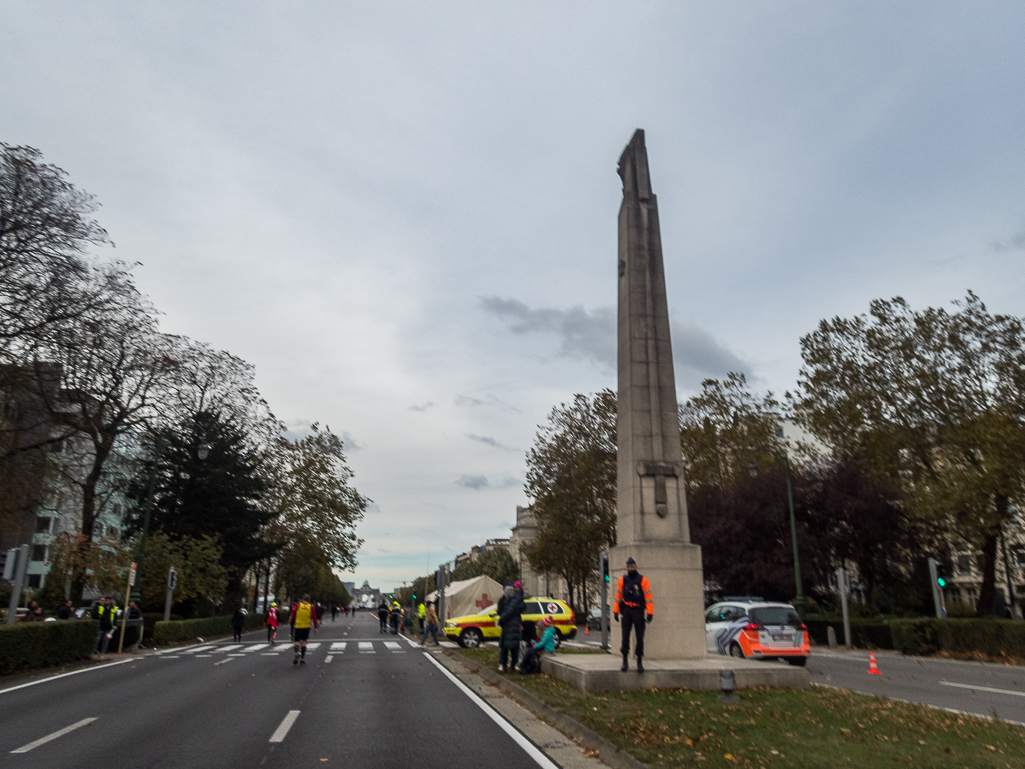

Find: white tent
426;574;504;620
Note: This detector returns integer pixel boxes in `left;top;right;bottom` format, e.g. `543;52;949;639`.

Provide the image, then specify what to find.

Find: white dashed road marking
11;718;98;754
325;655;333;663
269;711;301;743
214;658;234;666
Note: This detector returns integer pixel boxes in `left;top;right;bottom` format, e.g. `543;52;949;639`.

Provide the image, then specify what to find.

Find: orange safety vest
613;573;653;615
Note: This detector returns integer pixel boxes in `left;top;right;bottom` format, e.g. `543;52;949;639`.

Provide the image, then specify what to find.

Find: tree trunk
977;528;1000;617
70;440;112;606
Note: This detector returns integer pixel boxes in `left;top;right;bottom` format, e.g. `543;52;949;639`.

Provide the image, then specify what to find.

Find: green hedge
152;612;266;645
0;620;99;675
891;618;1025;657
805;618;893;649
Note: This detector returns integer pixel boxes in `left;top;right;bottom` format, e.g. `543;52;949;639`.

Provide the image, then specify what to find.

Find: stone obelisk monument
609;129;706;660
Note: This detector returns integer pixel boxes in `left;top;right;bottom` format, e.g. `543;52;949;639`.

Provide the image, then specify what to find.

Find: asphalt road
0;612;554;768
808;649;1025;724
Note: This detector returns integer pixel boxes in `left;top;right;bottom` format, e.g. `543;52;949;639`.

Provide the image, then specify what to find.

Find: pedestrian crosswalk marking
218;645;243;652
358;642;374;653
330;642;347;651
182;646;214;654
241;644;268;652
305;642;321;650
383;641;402;651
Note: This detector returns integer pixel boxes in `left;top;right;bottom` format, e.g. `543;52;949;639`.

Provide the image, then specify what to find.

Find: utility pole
837;567;851;647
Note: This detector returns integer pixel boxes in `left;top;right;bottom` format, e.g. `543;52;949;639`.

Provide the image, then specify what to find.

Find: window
522;602;543;616
957;554;973;575
705;607;721;623
27;574;42;588
750;607;802;627
1013;547;1025;569
32;545;47;562
36;517;52;533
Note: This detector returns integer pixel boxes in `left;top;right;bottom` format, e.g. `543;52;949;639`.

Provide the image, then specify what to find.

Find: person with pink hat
520;615;557;674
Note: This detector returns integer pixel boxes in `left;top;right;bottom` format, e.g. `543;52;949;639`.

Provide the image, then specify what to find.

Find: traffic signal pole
599;552;609;652
928;557;947;619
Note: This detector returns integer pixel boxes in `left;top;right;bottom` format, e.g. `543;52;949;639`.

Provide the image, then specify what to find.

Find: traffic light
600;553;610;583
936;564;947;588
412;594;417;600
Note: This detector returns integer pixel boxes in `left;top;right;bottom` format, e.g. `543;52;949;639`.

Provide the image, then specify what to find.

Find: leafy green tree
135;531;228;613
679;373;786;491
128;410;275;601
797;293;1025;615
452;547;519;584
524;390;617;613
265;423;367;572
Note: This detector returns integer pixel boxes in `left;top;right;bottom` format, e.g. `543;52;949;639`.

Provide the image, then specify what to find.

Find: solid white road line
269;710;301;743
10;718;98;754
0;658;135;695
423;654;559;769
330;642;347;650
325;655;334;664
941;681;1025;698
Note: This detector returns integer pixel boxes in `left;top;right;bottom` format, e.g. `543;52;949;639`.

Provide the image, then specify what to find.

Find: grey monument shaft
611;129;705;659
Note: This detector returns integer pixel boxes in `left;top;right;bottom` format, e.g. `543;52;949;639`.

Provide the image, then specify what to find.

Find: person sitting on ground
520;616;557;675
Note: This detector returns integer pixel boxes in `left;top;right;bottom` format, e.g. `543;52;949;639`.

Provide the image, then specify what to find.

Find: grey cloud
409;402;435;412
497;476;521;488
481;297;616;369
466;433;516;451
456;474;490;489
991;226;1025;252
481;296;750;389
454;394;521;413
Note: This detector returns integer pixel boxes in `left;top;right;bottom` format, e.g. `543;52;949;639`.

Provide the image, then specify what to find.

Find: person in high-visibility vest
417;601;426;633
613;557;653;673
291;594;319;666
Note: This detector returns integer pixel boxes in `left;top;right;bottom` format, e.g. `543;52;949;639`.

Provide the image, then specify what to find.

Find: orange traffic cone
584;624;589;635
867;652;882;675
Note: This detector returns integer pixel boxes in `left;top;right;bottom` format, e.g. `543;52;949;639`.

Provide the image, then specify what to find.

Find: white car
704;599;810;666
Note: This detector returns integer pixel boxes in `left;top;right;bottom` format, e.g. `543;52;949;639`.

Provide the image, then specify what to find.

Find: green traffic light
937;577;947;587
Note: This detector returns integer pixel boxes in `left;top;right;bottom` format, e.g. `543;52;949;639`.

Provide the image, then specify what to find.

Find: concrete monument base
541;653;811;694
609;542;706;659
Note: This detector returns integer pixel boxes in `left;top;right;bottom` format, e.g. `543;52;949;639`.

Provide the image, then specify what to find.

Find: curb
442;651;648;769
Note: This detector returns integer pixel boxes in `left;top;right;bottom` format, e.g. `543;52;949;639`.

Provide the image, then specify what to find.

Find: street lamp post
129;433;164;606
748;451;804;615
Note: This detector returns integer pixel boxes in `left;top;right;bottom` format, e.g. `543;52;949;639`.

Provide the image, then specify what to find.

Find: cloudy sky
3;3;1023;590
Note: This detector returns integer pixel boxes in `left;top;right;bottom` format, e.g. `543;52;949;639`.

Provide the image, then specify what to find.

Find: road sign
167;567;178;590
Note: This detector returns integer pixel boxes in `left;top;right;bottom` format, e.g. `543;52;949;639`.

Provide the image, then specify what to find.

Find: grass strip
458;647;1025;768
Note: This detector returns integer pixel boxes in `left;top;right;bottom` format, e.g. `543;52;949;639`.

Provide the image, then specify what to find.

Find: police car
704;598;810;666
